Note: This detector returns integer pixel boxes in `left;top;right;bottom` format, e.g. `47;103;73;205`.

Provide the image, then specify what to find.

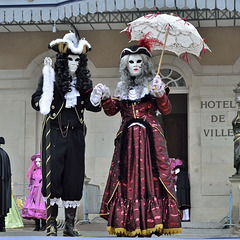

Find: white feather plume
39;64;55;115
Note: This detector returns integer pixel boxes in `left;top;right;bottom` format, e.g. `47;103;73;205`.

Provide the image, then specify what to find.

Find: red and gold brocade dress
100;93;182;237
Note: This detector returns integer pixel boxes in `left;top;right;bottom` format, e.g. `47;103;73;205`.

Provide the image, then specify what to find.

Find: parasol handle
156;13;173;76
157;28;169;75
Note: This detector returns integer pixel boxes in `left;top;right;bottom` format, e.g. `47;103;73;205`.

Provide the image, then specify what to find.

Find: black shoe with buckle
63;227;83;237
48;225;57;236
63;207;83;237
46;204;58;236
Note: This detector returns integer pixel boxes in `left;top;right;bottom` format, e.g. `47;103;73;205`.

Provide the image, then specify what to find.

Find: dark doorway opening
158;94;188;170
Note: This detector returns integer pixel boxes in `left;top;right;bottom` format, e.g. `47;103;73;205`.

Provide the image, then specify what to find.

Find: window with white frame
160;68;186;88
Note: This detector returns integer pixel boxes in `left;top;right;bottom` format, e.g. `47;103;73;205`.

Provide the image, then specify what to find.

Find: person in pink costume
22;152;47;231
169;158;183;188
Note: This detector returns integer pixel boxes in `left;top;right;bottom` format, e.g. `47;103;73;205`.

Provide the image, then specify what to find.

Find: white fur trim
49;37;91;55
39;64;55;115
128;122;146;129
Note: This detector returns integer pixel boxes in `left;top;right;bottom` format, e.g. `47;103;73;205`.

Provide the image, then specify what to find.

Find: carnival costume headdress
40;24;92;116
26;152;41;182
120;33;162;58
48;24;91;55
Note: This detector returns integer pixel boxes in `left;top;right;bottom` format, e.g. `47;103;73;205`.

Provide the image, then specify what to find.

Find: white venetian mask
127;54;143;77
175;168;180;174
35;158;41;168
68;54;80;76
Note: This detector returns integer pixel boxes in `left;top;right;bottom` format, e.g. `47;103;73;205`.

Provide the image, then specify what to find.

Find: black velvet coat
31;76;101;200
0;148;11;217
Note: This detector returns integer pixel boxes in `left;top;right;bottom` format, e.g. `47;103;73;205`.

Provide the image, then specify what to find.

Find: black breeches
42;127;85;201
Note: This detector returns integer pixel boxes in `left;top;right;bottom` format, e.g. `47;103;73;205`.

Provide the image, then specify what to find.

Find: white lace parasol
122;13;211;74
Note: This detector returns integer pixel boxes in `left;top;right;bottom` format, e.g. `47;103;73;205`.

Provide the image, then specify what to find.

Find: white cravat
64;77;80;108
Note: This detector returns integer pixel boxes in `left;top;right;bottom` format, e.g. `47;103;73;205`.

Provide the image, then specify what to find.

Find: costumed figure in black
0;137;11;232
232;109;240;176
174;165;190;222
31;28;101;236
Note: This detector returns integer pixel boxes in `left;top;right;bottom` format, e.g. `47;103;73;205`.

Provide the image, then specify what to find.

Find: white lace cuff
44;197;80;208
63;200;80;208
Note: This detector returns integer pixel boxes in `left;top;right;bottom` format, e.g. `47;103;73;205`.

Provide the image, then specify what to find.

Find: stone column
229;176;240;224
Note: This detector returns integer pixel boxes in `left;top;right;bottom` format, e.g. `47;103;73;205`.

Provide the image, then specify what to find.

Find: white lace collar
64;77;80;108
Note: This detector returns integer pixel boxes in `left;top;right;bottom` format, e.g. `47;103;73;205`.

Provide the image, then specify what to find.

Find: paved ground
0;219;239;239
0;221;109;238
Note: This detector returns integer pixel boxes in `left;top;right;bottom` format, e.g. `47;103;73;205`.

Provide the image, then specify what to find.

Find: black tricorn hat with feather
48;23;91;55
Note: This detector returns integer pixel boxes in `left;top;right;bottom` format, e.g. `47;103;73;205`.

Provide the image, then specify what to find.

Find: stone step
182;228;234;234
178;222;238;238
182;221;226;229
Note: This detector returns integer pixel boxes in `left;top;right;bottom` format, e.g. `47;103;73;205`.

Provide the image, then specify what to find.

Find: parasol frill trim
122;12;211;66
144;12;160;19
175;14;190;25
200;38;210;56
182;52;191;65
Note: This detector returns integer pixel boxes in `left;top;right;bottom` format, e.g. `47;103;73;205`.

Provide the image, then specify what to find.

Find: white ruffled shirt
64;77;80;108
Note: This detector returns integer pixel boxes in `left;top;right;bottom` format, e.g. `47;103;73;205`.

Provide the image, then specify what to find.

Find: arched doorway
158;68;188;170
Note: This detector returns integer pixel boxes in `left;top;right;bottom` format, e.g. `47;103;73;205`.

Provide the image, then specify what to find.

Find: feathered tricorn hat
120;33;162;58
48;23;91;55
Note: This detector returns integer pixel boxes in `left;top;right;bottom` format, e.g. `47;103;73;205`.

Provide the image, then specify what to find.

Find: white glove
150;75;165;97
90;84;103;106
97;84;111;100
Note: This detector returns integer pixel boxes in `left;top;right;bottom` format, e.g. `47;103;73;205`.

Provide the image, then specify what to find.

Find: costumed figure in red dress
93;39;182;237
22;152;47;231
